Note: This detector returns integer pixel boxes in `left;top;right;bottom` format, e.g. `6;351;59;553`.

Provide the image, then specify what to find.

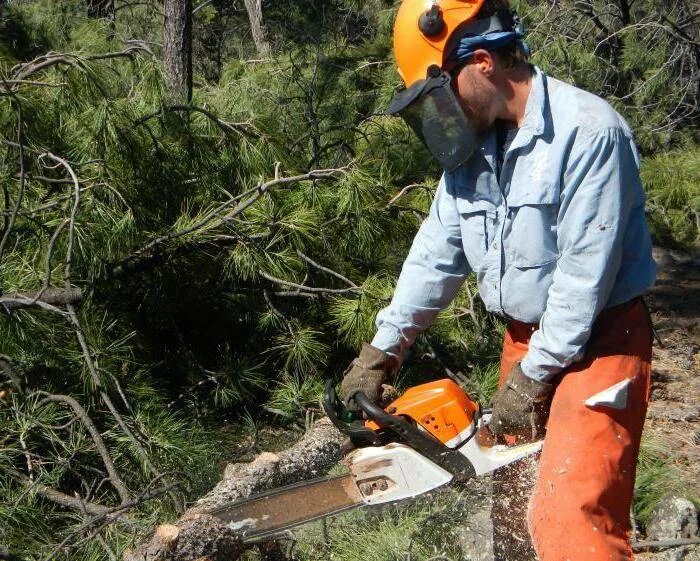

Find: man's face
451;61;498;133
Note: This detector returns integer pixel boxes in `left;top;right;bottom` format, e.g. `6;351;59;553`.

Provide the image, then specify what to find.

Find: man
340;1;657;560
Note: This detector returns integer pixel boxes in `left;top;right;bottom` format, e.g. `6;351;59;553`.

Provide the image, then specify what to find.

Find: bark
124;417;345;561
243;0;271;56
163;0;193;104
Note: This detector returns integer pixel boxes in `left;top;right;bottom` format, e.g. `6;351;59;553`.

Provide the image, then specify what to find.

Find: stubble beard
456;70;495;133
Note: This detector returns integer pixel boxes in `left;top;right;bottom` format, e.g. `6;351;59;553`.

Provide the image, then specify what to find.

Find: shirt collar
468;66;548;175
508;65;547;152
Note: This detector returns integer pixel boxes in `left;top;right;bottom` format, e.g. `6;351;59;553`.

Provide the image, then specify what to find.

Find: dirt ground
645;248;699;491
637;247;699;560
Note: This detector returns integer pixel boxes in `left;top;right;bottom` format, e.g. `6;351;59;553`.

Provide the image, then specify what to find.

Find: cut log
124;417;345;561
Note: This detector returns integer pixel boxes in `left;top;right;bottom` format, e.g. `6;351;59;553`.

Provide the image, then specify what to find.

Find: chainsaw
204;378;542;539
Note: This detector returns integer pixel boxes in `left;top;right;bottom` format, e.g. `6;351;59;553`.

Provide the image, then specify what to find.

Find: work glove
488;362;553;441
340;343;397;411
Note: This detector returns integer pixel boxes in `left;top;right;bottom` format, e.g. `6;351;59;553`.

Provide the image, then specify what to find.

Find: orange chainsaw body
365;379;479;444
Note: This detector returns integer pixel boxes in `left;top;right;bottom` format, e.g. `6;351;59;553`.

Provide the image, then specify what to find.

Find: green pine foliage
0;0;696;558
642;146;700;248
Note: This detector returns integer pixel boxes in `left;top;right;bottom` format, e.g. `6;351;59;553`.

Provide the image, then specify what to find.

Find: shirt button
492;242;498;249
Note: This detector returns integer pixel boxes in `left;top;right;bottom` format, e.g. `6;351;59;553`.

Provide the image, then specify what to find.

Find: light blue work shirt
372;66;657;382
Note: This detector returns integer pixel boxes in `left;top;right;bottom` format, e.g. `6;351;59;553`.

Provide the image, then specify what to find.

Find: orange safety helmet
393;0;487;88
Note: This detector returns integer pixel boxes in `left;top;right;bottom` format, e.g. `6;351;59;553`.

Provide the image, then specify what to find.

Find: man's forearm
371;175;469;361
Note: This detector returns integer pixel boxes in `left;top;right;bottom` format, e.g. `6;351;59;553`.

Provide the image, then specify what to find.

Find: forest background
0;0;697;560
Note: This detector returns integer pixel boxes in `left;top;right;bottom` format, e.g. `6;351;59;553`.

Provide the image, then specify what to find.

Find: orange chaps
494;298;652;561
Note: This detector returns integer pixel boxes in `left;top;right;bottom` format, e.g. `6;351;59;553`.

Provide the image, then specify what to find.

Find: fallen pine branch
9;45;151;84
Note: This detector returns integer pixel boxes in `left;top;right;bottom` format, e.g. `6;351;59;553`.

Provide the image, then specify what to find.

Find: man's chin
471;114;495;133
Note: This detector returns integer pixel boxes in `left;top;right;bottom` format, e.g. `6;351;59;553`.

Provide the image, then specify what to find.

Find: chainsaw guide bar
206;474;363;539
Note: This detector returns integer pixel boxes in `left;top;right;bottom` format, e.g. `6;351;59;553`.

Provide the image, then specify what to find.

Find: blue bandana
448;13;530;67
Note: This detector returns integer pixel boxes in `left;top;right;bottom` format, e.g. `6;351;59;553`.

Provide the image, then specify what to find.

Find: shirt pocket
507;183;560;268
455;197;493;255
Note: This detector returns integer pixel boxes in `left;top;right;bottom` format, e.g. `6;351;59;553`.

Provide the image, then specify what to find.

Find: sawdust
491;453;539;561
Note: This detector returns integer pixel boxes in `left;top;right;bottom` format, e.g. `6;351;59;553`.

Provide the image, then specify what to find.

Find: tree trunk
124;417;345;561
86;0;114;19
163;0;193;104
243;0;271;56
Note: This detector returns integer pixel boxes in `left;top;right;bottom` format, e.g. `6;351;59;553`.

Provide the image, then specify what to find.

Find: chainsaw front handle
322;379;382;447
323;379;476;477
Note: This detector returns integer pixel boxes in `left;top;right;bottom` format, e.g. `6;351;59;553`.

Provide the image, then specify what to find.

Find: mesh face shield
387;71;478;172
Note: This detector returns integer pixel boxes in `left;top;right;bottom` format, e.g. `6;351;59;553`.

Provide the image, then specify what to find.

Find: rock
653;247;677;271
646;494;699;541
652;247;694;271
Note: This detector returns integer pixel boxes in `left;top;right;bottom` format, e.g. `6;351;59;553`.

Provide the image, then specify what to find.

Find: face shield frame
386;66;478;172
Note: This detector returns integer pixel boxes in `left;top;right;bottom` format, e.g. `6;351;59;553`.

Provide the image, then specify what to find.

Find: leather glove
340;343;397;411
489;362;553;441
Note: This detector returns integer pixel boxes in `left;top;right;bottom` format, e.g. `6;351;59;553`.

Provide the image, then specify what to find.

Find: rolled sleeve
371;175;470;361
521;127;645;382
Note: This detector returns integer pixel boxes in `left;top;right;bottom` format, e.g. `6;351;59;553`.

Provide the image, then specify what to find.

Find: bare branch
296;250;358;288
274;290;319;299
134;104;259;138
36;152;81;285
18;474;111;516
386;183;433;207
0;287;82;313
0;103;26;261
38;393;131;504
260;271;359;294
30;219;70;305
10;46;150;83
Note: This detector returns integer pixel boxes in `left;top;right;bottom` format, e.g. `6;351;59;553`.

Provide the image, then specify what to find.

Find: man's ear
470;49;497;77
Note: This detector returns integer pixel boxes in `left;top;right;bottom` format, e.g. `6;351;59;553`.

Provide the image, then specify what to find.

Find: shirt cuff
520;353;560;383
370;324;405;360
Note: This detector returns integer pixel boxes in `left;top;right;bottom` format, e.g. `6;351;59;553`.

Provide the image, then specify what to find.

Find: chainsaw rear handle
323;379;476;477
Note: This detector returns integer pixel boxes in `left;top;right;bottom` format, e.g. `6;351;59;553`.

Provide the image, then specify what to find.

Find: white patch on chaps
584;378;632;410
